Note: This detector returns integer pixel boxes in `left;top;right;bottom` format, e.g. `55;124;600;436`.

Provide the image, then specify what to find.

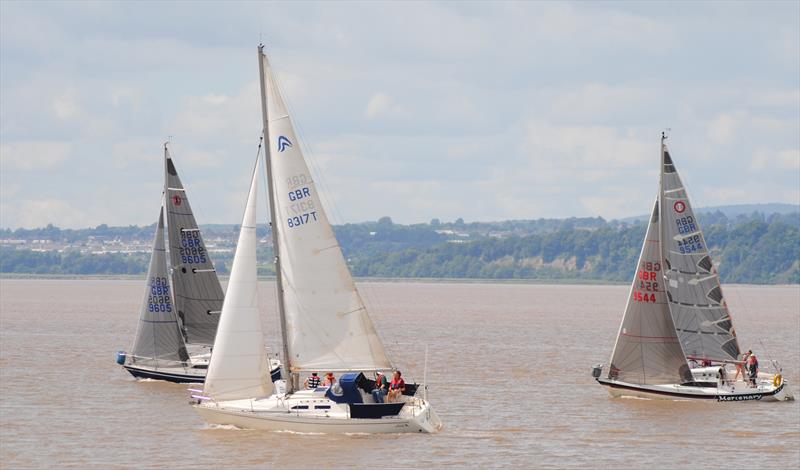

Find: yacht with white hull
593;134;793;402
192;45;441;433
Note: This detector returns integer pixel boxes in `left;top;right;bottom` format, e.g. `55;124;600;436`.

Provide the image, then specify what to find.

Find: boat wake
273;429;326;436
202;423;244;431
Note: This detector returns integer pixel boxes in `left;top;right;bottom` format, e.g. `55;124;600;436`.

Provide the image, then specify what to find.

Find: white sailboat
118;145;280;383
192;45;442;433
593;134;793;402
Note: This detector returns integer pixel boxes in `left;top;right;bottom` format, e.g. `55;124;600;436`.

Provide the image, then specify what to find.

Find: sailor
322;372;336;387
747;352;759;387
734;351;750;382
387;370;406;403
304;372;321;389
372;371;389;403
718;364;727;387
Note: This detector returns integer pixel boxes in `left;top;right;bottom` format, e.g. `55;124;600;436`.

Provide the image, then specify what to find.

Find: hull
124;364;206;383
123;361;282;384
596;376;793;402
193;391;442;434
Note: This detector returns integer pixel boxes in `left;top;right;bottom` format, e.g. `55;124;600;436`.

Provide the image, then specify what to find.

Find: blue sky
1;0;798;229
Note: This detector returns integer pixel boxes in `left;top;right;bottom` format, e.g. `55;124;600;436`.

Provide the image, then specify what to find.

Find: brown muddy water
1;279;798;468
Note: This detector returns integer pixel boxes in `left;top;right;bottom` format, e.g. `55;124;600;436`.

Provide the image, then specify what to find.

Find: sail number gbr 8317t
286;186;318;229
633;261;661;303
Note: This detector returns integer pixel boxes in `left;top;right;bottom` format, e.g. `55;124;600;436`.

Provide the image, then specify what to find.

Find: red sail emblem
673;201;686;213
172;195;182;206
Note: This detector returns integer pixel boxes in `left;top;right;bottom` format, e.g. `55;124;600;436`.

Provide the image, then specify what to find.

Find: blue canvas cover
325;372;364;404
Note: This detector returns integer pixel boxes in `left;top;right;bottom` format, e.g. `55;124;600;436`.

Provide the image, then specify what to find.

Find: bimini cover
325;373;364;404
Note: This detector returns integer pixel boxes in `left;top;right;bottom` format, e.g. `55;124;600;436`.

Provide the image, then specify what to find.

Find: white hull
598;375;793;402
194;389;442;434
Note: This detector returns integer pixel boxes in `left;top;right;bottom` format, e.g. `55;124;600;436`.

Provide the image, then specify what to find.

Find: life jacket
390;378;405;390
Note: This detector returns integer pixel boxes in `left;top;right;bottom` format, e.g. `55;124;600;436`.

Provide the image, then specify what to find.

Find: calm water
1;279;798;468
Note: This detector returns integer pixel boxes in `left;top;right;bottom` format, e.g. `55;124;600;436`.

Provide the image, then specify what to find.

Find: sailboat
192;45;442;433
117;145;280;383
593;134;793;402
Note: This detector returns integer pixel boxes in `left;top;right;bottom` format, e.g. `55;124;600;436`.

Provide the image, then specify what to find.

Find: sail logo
277;136;293;152
172;195;182;206
673;201;686;213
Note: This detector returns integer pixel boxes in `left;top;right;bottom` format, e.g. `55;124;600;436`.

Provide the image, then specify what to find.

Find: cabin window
314;405;331;410
291;405;309;410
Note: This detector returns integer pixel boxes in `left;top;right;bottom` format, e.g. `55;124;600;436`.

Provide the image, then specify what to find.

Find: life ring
773;374;782;388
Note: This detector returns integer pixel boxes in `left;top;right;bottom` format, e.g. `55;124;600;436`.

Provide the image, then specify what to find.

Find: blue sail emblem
277;135;293;152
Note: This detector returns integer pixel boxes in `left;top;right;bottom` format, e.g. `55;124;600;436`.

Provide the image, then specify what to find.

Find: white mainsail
131;208;189;365
608;199;692;385
203;159;273;401
261;53;392;373
659;141;740;362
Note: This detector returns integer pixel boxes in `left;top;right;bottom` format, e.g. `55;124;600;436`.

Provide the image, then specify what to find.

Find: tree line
1;211;798;283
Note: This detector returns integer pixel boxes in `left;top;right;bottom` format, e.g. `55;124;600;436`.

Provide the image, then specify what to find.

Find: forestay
659;141;740;362
262;53;392;373
608;200;692;385
204;159;273;401
131;208;189;365
164;148;225;346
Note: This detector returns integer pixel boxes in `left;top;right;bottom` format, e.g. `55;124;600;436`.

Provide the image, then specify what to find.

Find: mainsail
608;199;692;384
261;50;392;373
131;208;189;365
659;140;740;362
204;158;273;401
164;147;225;346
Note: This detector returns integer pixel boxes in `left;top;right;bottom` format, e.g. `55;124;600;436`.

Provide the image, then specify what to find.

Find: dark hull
124;365;282;384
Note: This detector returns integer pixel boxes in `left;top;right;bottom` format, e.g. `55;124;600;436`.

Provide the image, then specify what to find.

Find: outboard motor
591;363;603;379
116;351;127;365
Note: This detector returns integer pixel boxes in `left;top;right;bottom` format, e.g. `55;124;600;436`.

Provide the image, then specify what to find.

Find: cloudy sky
1;1;798;229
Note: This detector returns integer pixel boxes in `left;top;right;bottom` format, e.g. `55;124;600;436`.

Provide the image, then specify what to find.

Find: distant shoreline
1;273;796;287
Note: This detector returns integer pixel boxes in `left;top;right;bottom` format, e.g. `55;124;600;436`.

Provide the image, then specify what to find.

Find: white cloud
707;113;741;145
365;92;393;119
0;141;72;170
1;2;798;228
0;198;90;229
751;148;800;171
167;81;260;142
53;92;80;120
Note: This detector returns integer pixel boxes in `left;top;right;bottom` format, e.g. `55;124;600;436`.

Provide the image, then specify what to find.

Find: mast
258;44;293;393
162;142;185;347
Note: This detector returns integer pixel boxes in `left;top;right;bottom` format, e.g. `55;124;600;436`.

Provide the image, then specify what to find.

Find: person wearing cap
372;371;389;403
747;352;759;387
304;372;321;389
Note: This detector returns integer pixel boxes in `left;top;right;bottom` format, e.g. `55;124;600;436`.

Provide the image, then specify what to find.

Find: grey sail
659;140;740;362
608;199;692;385
131;208;189;365
164;148;225;346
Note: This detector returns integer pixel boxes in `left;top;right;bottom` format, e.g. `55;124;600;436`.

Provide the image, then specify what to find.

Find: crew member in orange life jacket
322;372;336;387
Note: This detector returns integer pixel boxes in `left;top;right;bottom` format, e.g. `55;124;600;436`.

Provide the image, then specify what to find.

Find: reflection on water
1;280;798;467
